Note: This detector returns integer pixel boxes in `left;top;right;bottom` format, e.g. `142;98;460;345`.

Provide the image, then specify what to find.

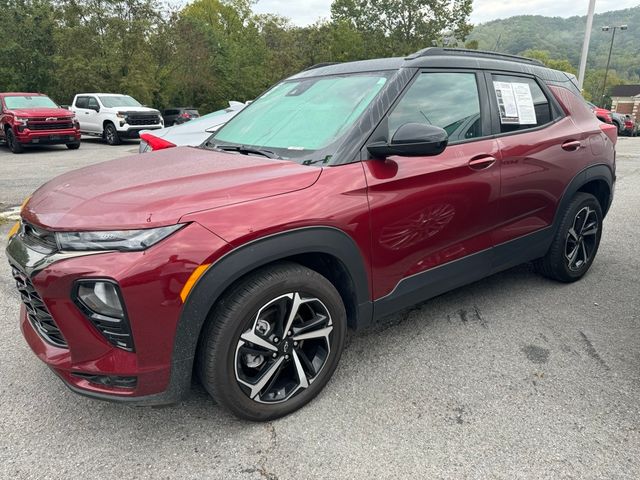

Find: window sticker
493;81;537;125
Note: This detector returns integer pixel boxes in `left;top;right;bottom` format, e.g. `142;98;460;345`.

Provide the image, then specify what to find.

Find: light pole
600;24;627;107
577;0;596;90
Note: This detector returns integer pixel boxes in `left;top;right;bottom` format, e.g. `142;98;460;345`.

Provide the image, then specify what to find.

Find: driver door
364;70;502;315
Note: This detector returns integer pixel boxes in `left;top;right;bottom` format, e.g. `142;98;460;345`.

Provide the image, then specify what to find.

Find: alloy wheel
234;292;333;404
565;206;598;271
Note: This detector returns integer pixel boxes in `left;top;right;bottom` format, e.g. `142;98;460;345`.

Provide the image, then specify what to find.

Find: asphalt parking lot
0;138;639;479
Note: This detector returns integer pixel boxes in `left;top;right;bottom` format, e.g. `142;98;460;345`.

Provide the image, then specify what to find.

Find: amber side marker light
7;221;20;239
180;264;211;302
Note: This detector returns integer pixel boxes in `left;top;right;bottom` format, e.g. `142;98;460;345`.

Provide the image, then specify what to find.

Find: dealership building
610;84;640;117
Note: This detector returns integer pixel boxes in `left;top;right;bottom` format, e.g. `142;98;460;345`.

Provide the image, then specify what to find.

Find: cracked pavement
0;138;639;479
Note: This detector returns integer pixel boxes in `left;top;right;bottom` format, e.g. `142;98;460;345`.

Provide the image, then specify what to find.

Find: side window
87;97;99;109
75;96;88;109
491;75;553;133
388;72;484;143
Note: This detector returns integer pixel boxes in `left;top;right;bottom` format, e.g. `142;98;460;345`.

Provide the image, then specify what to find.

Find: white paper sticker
512;82;537;125
493;81;519;124
493;81;538;125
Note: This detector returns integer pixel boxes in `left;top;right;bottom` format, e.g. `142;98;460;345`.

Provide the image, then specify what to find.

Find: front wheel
535;192;603;282
66;142;80;150
6;128;24;153
103;123;121;145
197;262;347;421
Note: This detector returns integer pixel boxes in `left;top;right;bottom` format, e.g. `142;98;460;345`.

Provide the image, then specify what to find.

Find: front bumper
6;222;228;404
15;128;81;145
119;125;162;139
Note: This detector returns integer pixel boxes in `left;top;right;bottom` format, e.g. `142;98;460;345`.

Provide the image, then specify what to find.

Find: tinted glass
87;97;99;109
4;95;58;109
388;72;482;142
212;73;389;161
492;75;552;133
75;97;88;109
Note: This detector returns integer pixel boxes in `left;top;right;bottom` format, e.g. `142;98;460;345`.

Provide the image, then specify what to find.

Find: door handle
468;155;497;170
84;112;89;114
561;140;583;151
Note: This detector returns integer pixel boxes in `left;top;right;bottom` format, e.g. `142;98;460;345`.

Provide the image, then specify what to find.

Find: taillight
180;112;190;118
600;122;618;144
139;132;176;151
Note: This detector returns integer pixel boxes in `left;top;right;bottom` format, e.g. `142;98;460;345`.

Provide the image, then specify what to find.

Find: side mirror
367;123;448;159
91;105;100;112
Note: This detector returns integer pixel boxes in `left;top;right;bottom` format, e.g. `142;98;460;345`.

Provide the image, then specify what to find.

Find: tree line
0;0;472;112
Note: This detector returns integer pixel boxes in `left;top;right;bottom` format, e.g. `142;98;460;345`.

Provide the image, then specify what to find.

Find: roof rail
303;62;339;71
405;47;544;66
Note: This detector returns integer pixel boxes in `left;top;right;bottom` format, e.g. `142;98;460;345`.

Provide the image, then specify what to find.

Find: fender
164;226;372;402
553;163;614;233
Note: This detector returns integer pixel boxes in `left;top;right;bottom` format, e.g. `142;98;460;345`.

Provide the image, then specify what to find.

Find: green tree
520;49;577;74
0;0;56;95
330;0;473;56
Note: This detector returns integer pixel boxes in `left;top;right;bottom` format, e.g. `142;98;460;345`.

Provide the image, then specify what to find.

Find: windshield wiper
214;144;281;159
302;155;331;166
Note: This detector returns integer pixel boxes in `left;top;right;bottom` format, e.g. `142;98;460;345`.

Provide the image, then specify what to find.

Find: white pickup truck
71;93;163;145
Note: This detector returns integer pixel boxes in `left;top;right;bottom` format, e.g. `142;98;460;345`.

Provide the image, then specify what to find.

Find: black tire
66;142;80;150
6;127;24;153
535;192;603;282
103;123;121;145
197;262;347;421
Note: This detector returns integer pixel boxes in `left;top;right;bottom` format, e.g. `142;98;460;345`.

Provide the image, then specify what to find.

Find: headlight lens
116;111;127;119
15;117;28;125
56;224;184;251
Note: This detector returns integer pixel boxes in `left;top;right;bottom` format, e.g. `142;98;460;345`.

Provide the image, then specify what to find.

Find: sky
252;0;640;25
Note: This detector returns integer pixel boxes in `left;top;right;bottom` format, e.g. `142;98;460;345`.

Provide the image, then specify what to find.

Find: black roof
610;85;640;97
290;48;572;86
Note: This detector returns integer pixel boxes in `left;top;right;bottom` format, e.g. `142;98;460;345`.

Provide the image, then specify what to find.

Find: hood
10;107;74;118
108;106;160;114
23;147;321;230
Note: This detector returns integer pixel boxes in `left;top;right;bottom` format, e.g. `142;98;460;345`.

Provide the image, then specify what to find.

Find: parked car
139;101;247;153
0;92;81;153
586;101;613;124
6;48;616;421
162;107;200;126
611;112;625;134
620;114;638;136
71;93;163;145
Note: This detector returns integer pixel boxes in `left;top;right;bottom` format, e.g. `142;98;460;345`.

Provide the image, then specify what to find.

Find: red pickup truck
0;92;81;153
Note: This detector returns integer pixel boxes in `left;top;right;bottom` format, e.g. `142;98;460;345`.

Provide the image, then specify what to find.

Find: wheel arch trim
165;226;372;402
554;163;614;232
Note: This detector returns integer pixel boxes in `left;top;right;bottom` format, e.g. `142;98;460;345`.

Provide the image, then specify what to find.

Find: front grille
28;121;74;131
11;266;67;348
127;114;160;126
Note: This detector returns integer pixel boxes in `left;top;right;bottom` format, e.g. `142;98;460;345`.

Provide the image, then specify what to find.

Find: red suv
0;92;81;153
6;49;616;420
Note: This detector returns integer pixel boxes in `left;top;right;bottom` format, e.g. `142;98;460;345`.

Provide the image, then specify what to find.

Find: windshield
99;95;142;108
4;95;58;109
210;73;390;163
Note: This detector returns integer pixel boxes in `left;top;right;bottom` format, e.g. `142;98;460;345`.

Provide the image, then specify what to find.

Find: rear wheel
6;127;24;153
535;192;602;282
103;123;121;145
197;262;347;421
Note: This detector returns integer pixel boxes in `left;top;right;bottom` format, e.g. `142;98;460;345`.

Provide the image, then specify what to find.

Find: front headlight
56;224;185;251
116;111;127;119
15;117;28;125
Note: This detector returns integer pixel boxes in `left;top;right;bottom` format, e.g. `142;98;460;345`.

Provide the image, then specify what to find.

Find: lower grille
11;266;67;348
127;115;160;126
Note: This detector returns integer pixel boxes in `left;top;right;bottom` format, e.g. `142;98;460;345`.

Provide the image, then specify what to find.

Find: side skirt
371;227;553;323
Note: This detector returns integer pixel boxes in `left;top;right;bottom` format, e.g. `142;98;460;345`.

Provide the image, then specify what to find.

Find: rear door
364;70;502;312
486;72;586;248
